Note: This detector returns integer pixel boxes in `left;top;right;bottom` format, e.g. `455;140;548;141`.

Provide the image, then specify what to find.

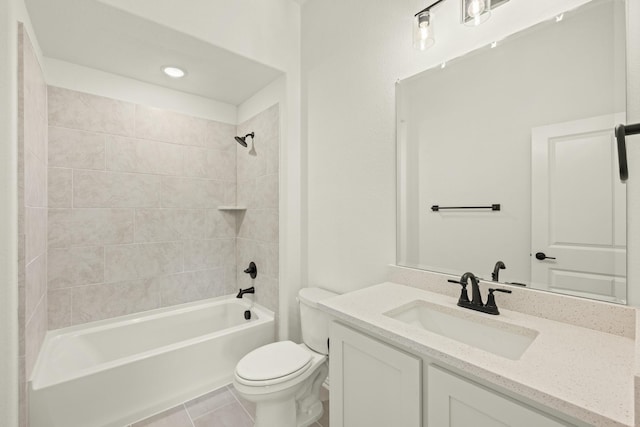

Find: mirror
397;0;627;304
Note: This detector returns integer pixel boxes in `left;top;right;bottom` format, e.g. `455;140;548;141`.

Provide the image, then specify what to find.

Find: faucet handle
485;288;512;314
448;279;470;304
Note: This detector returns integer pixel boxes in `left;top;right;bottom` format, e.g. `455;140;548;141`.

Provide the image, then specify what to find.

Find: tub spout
237;286;255;298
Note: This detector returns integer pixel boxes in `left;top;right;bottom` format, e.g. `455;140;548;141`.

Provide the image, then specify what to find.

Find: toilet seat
235;341;313;387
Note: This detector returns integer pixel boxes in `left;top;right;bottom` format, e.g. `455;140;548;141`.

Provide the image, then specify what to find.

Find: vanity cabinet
329;322;421;427
428;366;572;427
330;322;580;427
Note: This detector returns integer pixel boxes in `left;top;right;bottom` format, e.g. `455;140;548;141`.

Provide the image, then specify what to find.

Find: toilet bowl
233;287;337;427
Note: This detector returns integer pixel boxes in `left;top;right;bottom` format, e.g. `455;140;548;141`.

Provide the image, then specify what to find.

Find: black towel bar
431;204;500;212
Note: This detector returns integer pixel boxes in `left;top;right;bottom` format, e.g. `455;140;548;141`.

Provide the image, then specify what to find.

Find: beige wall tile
237;143;267;184
48;87;135;136
254;275;279;313
71;208;134;246
48;208;72;248
134;209;206;243
19;29;48;413
184;239;235;271
205;210;236;238
184;147;235;182
71;280;159;324
48;246;104;289
237;178;257;207
48;126;105;170
161;177;226;209
25;207;47;264
255;174;278;209
238;209;279;243
25;253;47;321
266;242;279;279
48;168;72;208
159;268;225;306
25;297;47;378
18;356;26;427
105;242;184;283
48;289;72;330
106;135;184;176
74;170;161;208
205;120;236;151
236;238;267;288
22;33;47;163
135;105;208;147
25;150;47;208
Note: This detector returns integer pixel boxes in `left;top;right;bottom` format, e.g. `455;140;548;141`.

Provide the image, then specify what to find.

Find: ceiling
25;0;283;105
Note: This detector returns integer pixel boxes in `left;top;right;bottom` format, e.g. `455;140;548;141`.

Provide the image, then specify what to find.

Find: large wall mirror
397;0;627;303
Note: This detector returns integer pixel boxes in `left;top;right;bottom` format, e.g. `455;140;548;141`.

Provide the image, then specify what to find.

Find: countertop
319;282;635;427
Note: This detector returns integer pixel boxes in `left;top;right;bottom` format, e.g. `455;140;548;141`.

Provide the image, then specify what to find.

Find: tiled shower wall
236;105;279;314
17;25;48;427
46;87;241;327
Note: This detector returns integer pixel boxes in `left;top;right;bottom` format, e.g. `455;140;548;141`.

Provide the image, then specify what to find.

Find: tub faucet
236;286;255;299
491;261;506;282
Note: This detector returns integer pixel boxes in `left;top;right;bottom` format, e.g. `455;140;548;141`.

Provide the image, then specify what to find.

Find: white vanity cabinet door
428;365;572;427
330;322;421;427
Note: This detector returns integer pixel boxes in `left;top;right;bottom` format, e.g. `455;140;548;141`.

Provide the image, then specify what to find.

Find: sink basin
384;301;538;360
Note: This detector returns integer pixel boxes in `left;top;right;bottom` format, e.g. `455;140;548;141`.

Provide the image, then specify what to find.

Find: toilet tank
298;287;338;355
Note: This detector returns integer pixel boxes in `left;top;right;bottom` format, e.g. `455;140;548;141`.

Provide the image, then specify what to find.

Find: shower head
235;132;255;147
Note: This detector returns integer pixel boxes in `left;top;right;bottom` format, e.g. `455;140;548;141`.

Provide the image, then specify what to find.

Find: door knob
535;252;556;261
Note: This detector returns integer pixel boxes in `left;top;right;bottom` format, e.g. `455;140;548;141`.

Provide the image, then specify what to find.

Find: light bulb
162;66;186;79
464;0;491;26
467;0;486;17
413;10;435;51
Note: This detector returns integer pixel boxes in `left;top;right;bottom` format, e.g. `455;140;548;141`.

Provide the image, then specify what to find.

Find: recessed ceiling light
162;66;186;78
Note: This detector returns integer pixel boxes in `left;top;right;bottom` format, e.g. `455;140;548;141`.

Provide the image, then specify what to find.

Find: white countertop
319;282;635;427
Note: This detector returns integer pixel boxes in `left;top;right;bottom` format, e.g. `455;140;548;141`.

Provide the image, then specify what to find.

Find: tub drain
244;310;251;320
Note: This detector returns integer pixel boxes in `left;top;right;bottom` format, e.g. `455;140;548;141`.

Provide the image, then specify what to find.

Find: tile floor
128;384;330;427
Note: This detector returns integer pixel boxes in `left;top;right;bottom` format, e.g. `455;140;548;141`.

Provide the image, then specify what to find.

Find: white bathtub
29;295;274;427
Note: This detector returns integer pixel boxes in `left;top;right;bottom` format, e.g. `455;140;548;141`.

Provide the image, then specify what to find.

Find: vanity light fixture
414;0;510;50
162;66;186;79
462;0;490;26
413;0;445;51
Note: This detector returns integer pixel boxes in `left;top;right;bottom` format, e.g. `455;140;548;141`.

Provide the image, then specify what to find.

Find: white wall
301;0;635;295
45;58;238;123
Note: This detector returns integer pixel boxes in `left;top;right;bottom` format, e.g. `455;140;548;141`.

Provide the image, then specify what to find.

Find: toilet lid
236;341;312;382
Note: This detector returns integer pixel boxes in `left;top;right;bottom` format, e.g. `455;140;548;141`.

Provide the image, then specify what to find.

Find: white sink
384;301;538;360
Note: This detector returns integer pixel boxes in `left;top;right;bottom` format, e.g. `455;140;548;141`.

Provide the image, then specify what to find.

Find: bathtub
29;295;274;427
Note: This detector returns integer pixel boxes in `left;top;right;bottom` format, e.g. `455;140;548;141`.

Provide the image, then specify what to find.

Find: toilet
233;287;338;427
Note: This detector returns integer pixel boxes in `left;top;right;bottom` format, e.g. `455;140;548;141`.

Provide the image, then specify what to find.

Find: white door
531;114;626;303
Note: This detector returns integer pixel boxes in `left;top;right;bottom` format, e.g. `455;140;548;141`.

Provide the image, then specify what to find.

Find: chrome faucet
448;272;512;315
